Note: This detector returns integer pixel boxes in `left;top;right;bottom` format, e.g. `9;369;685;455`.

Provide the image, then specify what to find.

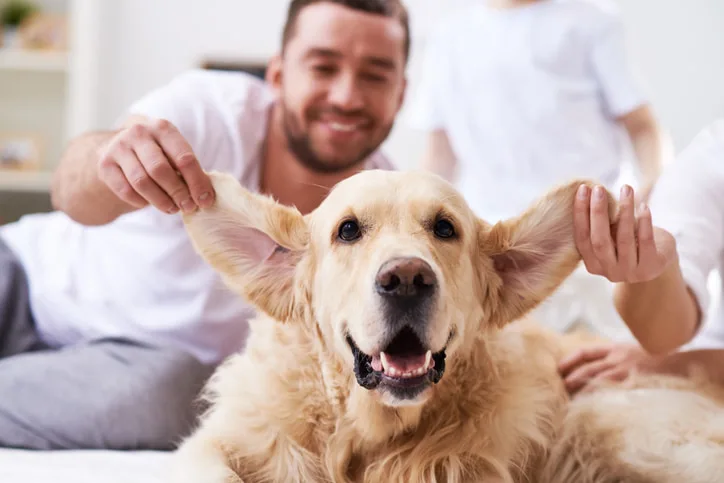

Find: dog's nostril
413;273;431;288
382;274;401;293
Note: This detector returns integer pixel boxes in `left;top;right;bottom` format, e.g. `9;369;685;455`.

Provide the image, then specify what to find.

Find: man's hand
558;343;657;396
97;118;215;215
574;183;677;283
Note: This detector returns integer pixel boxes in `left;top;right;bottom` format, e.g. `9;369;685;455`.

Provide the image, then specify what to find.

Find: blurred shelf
0;170;53;192
0;49;69;73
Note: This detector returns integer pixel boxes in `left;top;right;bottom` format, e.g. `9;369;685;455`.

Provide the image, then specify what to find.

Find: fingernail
167;206;179;214
620;185;632;198
181;200;197;213
199;192;213;207
593;186;605;200
639;202;649;214
199;192;214;208
577;184;589;199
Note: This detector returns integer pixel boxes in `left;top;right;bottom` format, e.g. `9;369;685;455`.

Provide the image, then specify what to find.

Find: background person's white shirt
649;119;724;350
0;70;393;365
406;0;646;223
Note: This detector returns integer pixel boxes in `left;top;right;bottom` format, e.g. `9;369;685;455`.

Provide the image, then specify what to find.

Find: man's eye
362;73;387;83
313;65;336;75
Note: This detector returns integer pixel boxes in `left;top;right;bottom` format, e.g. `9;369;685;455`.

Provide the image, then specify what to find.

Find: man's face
271;3;407;173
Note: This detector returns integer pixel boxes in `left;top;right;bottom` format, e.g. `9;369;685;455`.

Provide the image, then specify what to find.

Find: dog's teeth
380;352;390;374
416;367;425;376
424;350;432;371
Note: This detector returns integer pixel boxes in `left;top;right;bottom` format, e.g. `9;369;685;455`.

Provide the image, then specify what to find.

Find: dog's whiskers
298;181;333;193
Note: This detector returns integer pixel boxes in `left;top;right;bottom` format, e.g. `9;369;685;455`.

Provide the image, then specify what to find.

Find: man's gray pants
0;237;216;450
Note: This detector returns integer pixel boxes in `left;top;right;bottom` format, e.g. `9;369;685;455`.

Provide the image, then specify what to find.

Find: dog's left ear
479;180;617;327
182;172;309;323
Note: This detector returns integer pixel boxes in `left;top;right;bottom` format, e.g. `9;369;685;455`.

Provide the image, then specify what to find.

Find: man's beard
281;103;391;174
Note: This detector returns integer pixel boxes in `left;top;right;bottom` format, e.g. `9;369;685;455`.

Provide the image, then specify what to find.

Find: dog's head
184;170;614;408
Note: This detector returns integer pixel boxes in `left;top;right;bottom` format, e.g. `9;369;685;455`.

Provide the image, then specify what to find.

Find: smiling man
0;0;408;451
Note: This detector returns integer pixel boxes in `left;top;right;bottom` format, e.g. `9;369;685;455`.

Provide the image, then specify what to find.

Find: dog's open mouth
347;326;447;391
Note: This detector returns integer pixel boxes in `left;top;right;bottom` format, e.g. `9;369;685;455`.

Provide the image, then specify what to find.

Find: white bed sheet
0;448;173;483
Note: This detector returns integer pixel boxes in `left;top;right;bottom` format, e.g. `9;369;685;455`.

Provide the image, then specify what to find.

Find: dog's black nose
375;257;437;299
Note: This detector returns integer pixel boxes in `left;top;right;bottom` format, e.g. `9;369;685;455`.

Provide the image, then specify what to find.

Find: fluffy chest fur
198;316;568;483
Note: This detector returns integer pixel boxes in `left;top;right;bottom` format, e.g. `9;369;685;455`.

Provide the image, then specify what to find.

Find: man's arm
617;105;666;201
51;115;215;226
51;129;130;226
420;129;458;183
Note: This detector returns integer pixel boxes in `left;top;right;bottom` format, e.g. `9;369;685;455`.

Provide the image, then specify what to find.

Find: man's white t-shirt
648;119;724;350
406;0;646;223
0;70;394;364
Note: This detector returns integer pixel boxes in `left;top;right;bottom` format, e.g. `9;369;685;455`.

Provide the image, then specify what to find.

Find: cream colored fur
543;369;724;483
168;170;724;483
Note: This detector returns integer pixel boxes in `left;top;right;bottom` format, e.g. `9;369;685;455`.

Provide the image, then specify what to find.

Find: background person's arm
420;129;458;183
617;105;666;200
588;12;666;200
402;23;458;181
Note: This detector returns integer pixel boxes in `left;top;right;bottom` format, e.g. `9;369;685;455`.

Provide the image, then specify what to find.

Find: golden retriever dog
170;169;724;483
544;369;724;483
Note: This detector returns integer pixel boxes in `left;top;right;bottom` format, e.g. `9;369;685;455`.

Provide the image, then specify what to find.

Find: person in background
406;0;667;335
0;0;408;450
559;119;724;394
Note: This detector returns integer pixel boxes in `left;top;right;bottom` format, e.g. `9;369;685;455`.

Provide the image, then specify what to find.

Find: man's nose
328;74;365;111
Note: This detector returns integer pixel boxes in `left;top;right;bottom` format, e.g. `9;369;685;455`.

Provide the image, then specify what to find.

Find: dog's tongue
370;351;434;378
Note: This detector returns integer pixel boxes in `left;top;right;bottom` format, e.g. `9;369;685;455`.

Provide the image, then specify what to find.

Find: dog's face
306;171;481;406
184;170;611;408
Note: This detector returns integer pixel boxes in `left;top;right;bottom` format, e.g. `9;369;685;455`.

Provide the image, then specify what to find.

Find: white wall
84;0;724;169
614;0;724;150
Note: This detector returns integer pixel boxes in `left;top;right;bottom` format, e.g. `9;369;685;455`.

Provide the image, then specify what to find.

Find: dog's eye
433;219;456;239
338;220;361;242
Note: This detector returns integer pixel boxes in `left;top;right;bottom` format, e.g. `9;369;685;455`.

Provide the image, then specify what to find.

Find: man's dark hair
281;0;411;62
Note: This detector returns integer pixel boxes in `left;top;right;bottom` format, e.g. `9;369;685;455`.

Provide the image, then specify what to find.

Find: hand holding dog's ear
574;184;677;284
483;180;615;326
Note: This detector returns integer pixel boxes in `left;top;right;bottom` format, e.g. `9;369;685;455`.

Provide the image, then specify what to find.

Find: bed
0;449;172;483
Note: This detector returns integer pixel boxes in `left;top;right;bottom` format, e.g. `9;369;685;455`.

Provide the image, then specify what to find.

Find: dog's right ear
182;172;309;323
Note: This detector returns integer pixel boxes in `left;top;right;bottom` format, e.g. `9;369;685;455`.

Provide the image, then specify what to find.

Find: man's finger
115;146;177;214
151;120;215;209
135;139;194;213
98;160;147;209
